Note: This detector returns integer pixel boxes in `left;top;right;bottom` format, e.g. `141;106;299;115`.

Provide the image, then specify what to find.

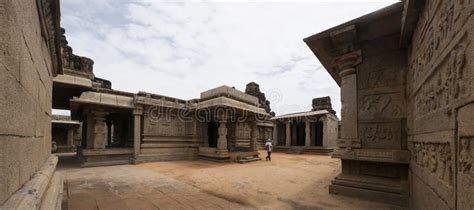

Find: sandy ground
59;152;399;210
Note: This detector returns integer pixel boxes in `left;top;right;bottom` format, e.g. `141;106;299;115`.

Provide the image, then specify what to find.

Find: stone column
335;50;361;150
285;120;291;147
133;108;143;159
92;112;107;149
203;123;209;147
250;121;258;151
305;121;311;147
272;122;278;146
106;120;112;146
216;118;228;155
67;127;74;147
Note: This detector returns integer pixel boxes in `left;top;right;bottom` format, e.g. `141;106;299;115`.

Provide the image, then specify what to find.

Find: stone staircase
236;156;261;164
287;147;305;154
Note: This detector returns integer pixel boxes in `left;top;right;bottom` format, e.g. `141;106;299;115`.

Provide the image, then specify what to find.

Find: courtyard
59;152;399;210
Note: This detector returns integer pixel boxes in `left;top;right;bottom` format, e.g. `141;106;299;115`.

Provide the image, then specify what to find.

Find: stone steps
236;156;261;164
288;147;305;154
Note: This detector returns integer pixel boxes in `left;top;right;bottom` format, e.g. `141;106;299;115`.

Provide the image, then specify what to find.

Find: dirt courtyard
59;152;398;210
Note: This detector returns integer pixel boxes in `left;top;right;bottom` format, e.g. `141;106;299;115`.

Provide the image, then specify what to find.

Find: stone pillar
92;112;107;149
133;108;143;159
216;118;228;155
272;122;278;146
106;120;112;146
285;120;291;147
250;121;258;151
305;121;311;147
335;50;361;150
203;123;209;147
67;127;74;147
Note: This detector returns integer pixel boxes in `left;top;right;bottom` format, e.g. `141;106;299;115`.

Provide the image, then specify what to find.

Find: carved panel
459;136;474;177
359;93;404;120
359;122;401;149
413;41;470;117
411;142;453;186
409;0;472;95
235;122;251;139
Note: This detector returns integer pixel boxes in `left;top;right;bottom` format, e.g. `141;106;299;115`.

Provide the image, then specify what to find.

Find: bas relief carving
459;136;474;177
408;0;472;96
411;142;453;186
360;122;400;149
235;122;251;139
360;94;403;119
413;42;469;117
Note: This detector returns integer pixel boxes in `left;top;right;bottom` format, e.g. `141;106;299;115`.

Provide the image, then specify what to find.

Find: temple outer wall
406;1;474;209
322;114;338;148
0;0;62;208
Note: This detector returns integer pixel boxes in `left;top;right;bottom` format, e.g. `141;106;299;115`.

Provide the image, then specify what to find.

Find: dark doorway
208;122;219;147
277;123;286;145
294;121;305;146
313;122;323;146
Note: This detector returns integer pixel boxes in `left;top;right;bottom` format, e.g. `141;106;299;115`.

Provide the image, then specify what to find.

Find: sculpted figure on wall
412;142;453;185
459;137;473;176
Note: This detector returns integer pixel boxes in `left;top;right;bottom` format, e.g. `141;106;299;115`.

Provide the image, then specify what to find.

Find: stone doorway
207;122;219;147
293;121;305;146
312;122;323;146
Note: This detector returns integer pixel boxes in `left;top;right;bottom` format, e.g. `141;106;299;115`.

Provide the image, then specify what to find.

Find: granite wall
0;0;60;205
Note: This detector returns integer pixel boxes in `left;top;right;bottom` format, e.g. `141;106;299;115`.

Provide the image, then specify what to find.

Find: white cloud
60;0;398;117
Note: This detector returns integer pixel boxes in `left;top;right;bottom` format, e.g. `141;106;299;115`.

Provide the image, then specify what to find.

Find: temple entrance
277;123;286;145
312;122;323;146
293;121;305;146
207;122;219;147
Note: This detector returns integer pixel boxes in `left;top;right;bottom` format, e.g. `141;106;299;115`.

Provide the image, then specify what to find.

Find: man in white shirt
265;139;273;161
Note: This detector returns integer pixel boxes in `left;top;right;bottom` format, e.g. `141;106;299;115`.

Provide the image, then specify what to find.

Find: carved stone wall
357;34;407;150
140;108;204;160
407;0;473;209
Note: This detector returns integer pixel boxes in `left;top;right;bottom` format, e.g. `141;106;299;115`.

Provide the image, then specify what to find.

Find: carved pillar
67;127;74;147
335;50;362;150
203;123;209;147
91;112;108;149
305;120;311;147
285;120;291;147
250;121;258;151
217;118;228;154
106;120;112;146
272;122;278;146
133;108;143;158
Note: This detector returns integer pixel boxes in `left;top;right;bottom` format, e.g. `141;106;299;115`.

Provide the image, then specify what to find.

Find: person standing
265;138;273;161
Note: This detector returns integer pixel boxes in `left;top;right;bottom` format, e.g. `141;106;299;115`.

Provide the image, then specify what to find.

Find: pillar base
329;173;408;206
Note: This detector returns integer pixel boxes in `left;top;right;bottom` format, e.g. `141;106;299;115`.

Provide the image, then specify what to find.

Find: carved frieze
359;93;403;119
459;136;474;177
411;142;453;186
359;122;401;149
235;122;251;139
413;42;470;117
408;0;472;95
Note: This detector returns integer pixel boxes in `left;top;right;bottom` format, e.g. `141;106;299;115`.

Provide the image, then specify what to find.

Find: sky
58;0;399;117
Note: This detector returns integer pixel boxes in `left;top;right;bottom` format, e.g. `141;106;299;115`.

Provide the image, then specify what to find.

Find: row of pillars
273;120;314;147
84;108;143;160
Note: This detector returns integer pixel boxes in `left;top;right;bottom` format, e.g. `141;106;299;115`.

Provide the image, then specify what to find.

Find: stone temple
1;0;473;209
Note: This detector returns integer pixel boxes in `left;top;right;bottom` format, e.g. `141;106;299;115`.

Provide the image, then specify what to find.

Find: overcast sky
59;0;398;117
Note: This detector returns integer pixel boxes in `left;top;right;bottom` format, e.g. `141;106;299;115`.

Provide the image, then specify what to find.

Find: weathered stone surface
245;82;275;116
311;96;336;115
0;0;61;206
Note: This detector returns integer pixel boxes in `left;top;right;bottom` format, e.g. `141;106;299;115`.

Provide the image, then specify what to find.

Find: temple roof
303;2;403;86
271;110;330;120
